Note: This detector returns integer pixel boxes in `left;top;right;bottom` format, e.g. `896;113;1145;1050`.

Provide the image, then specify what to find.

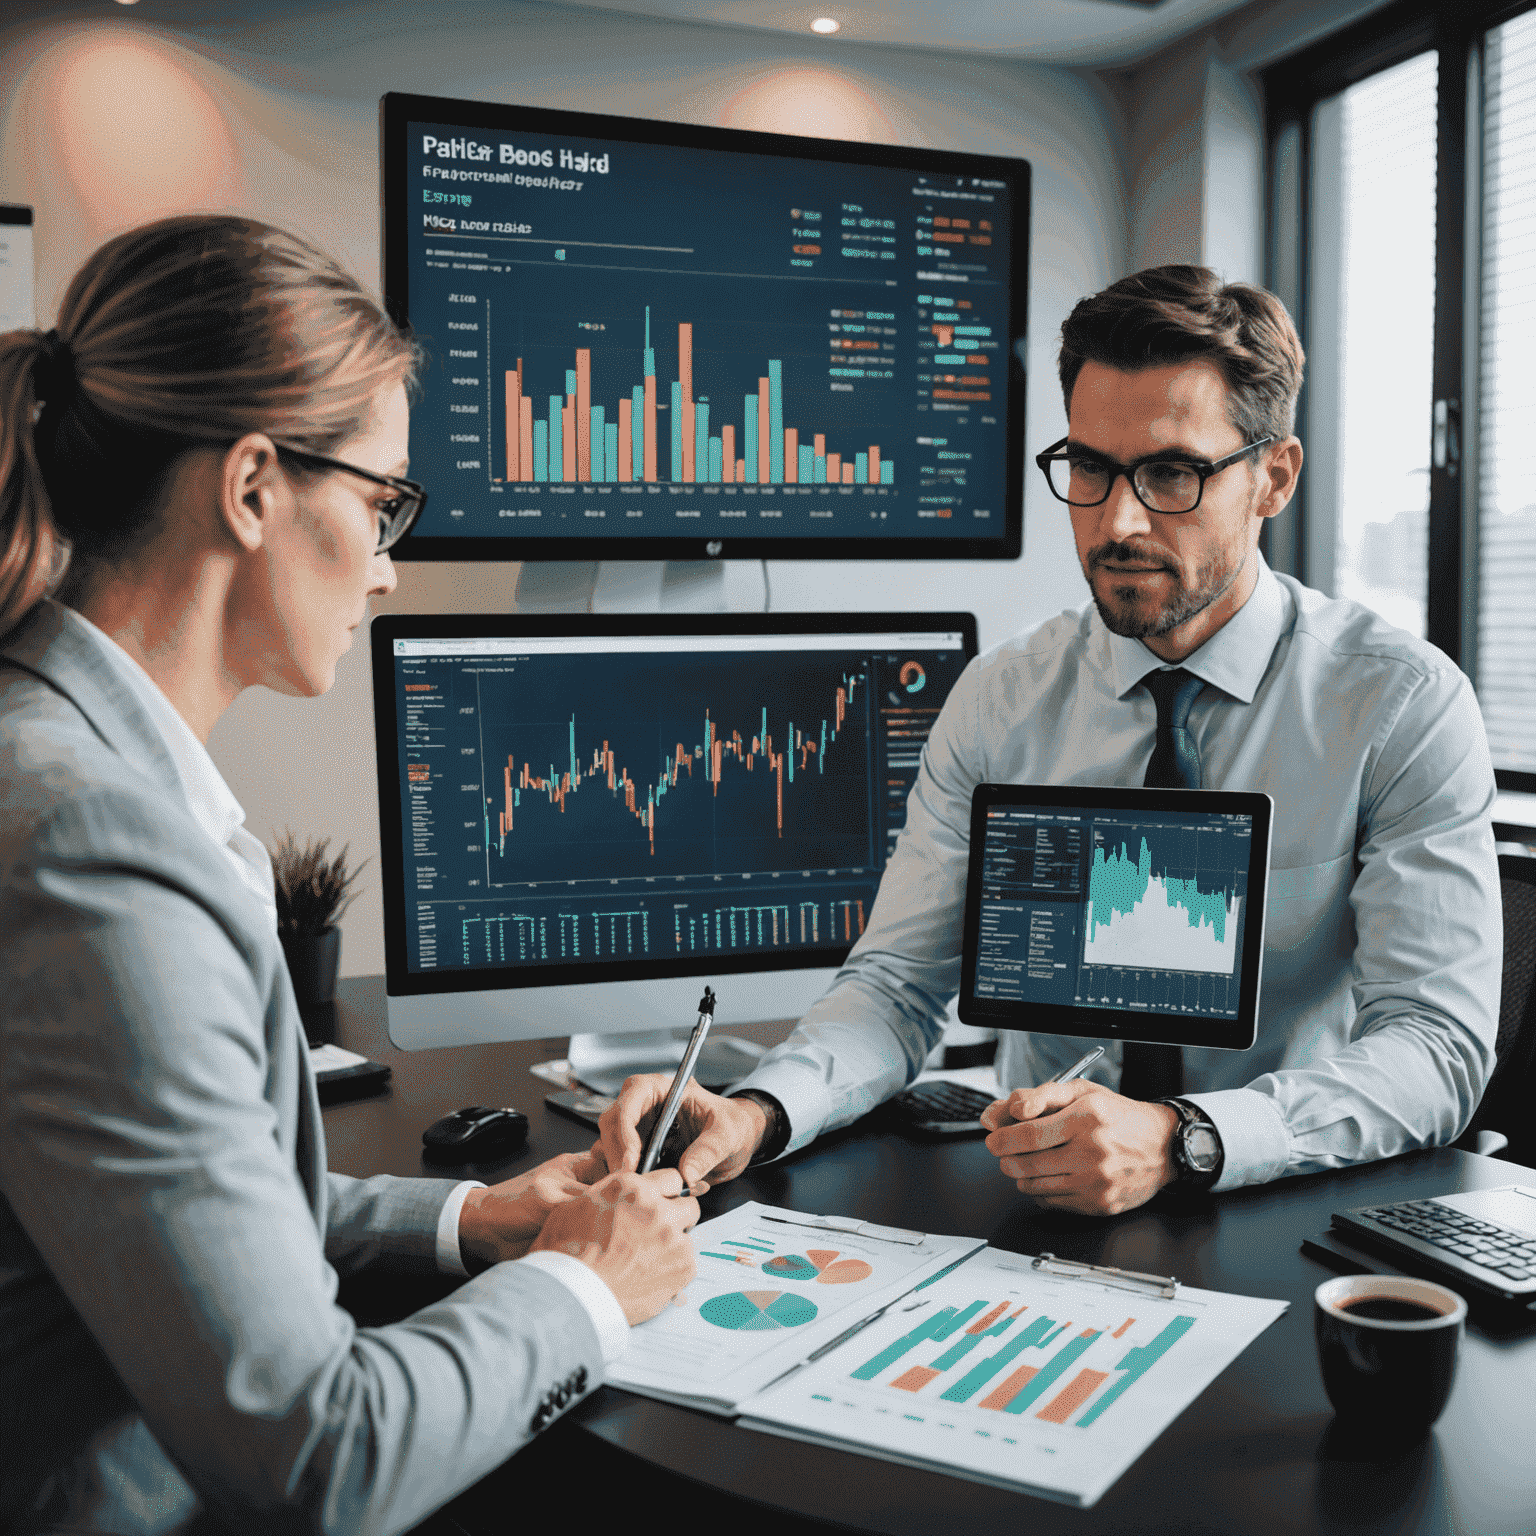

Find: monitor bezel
379;90;1029;562
958;783;1272;1050
372;609;980;1000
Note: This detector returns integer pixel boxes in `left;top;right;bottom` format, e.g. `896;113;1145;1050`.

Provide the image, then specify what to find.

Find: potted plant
270;832;366;1010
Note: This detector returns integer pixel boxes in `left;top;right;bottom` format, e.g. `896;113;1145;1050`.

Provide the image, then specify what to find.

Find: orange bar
643;375;657;482
826;452;841;482
722;424;735;485
979;1364;1038;1412
1113;1317;1135;1339
784;427;799;483
1037;1368;1109;1424
966;1301;1012;1335
678;323;695;483
518;395;534;481
737;459;747;483
504;762;512;829
575;349;591;481
758;377;771;484
618;398;633;483
562;401;576;483
505;370;521;482
814;432;826;460
842;462;855;485
855;899;865;934
776;753;783;833
712;737;723;790
892;1366;941;1393
868;445;880;484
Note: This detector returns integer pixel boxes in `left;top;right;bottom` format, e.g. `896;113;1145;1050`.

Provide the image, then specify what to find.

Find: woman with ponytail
0;217;696;1535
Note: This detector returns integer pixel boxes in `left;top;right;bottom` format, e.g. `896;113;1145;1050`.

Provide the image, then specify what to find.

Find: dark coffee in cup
1336;1297;1442;1323
1314;1276;1466;1437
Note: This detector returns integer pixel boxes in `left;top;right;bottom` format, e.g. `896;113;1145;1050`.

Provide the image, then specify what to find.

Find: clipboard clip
760;1213;925;1246
1032;1252;1178;1299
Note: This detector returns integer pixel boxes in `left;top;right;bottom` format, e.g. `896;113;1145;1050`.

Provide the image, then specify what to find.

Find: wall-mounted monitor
380;92;1029;562
372;611;978;1046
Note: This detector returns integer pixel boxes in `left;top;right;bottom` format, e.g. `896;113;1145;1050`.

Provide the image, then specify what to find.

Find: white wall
0;0;1128;976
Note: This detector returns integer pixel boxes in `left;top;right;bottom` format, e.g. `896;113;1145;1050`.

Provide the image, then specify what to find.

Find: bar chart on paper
740;1246;1287;1507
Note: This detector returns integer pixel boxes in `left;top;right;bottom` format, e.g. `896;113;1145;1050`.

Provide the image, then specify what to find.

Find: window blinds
1476;10;1536;771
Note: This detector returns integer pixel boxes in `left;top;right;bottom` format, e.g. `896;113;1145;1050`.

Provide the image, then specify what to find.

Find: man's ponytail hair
1057;265;1305;446
0;215;421;637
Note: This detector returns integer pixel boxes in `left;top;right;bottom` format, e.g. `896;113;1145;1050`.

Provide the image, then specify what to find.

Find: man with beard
597;266;1501;1217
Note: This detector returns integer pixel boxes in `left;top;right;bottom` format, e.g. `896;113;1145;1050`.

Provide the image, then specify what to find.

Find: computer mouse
422;1105;529;1162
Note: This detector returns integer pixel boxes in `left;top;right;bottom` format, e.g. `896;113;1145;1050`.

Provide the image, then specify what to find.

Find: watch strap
730;1089;790;1164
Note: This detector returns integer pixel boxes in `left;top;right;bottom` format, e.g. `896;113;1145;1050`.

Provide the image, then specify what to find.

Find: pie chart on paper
699;1290;820;1331
762;1248;874;1285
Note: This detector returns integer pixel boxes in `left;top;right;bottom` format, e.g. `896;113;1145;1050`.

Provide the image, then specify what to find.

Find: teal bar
940;1314;1055;1403
1002;1329;1101;1415
819;720;826;770
695;401;709;483
565;368;577;397
568;716;577;786
930;1307;1020;1372
856;452;869;485
708;436;722;483
1075;1316;1195;1427
768;361;784;483
533;420;549;482
744;395;759;481
605;423;619;483
761;707;767;751
631;386;645;478
591;406;605;482
787;722;794;783
881;460;894;485
548;396;563;481
852;1308;958;1381
670;381;683;481
798;445;813;481
814;455;826;484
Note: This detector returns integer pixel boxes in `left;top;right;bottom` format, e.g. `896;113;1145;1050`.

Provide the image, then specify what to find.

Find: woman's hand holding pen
597;1075;766;1190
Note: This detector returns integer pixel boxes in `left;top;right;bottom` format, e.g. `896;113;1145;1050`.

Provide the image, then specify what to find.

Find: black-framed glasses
1035;436;1275;515
272;443;428;552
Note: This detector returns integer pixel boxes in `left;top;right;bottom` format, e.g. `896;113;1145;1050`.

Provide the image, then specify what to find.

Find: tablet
958;784;1272;1050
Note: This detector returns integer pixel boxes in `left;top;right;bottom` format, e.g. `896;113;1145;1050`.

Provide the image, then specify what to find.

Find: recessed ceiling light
811;17;840;35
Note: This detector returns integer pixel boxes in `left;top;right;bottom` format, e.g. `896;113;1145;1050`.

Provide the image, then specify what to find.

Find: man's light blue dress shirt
733;560;1502;1192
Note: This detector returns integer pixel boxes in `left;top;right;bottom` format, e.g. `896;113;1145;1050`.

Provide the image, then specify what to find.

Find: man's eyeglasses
272;444;428;552
1035;436;1275;515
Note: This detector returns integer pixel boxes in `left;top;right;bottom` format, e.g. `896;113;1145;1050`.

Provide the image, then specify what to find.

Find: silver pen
1046;1045;1104;1085
639;986;716;1176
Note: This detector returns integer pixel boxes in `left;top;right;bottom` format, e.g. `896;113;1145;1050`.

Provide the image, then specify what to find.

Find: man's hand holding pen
981;1081;1181;1217
597;1078;768;1190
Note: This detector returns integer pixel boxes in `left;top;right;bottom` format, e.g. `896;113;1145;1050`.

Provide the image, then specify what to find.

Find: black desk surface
317;977;1536;1536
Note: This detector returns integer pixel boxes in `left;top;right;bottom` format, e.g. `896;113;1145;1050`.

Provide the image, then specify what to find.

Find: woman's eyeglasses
272;444;428;552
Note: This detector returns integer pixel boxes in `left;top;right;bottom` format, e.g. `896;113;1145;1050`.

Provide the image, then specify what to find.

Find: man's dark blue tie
1119;667;1207;1101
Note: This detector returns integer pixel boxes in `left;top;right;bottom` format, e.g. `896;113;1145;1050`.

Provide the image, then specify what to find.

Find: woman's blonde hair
0;214;421;635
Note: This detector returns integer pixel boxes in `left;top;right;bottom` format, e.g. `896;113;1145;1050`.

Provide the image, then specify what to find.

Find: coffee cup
1314;1274;1466;1436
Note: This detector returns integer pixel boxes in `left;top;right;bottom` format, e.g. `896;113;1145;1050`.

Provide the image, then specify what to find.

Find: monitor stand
514;557;773;1091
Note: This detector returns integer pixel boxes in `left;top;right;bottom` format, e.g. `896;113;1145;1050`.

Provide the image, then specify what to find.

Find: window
1266;0;1536;787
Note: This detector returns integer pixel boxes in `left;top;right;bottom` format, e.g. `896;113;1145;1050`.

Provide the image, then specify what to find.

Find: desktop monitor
372;611;978;1047
379;92;1029;562
958;785;1273;1051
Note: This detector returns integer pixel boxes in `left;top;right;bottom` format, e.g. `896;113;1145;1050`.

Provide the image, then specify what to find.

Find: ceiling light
811;18;840;35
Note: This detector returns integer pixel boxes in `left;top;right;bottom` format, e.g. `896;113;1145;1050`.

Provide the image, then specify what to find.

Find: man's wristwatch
730;1089;789;1165
1159;1098;1223;1189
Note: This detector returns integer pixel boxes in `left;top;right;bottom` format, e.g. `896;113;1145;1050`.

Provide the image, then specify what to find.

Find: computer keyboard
1334;1193;1536;1300
888;1080;996;1133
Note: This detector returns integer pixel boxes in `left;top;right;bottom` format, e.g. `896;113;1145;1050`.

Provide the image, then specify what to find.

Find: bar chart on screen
740;1246;1286;1507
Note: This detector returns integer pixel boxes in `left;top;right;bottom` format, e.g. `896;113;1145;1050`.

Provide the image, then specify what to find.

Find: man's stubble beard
1086;528;1251;641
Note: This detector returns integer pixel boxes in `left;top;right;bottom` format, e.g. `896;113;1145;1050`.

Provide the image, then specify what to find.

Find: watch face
1186;1125;1221;1172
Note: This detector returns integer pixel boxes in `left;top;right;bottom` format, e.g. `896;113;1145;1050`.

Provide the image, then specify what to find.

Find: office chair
1454;851;1536;1167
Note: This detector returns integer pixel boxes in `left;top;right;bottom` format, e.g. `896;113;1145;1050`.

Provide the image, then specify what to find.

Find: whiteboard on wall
0;206;35;331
